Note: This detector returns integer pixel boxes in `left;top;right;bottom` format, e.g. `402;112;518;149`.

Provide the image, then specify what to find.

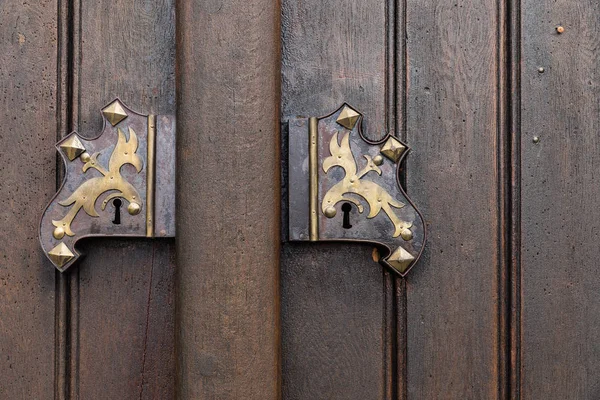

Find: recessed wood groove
508;0;522;396
384;0;405;398
390;0;409;397
498;0;522;397
55;0;70;398
55;0;81;398
396;278;408;400
497;0;509;398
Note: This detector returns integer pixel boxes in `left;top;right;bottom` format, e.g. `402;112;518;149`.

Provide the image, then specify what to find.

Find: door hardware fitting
286;104;426;276
40;99;176;271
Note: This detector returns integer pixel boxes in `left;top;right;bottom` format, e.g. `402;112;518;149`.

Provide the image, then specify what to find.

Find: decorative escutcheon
40;98;176;271
286;104;426;276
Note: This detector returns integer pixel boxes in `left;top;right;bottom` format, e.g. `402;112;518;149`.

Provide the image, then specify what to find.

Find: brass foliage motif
286;103;426;276
40;98;164;272
51;127;143;238
321;131;412;238
41;98;177;271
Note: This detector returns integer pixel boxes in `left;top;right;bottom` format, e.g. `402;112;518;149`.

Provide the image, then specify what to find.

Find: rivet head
324;206;337;218
533;136;540;143
538;67;545;73
80;152;91;163
556;26;565;34
401;228;413;241
373;155;384;166
128;202;141;215
53;227;65;240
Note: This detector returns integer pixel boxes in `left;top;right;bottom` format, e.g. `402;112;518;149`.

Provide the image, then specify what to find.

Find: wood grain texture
176;0;281;398
520;1;600;398
72;0;176;398
77;240;175;399
0;1;57;399
281;244;394;400
0;1;58;398
404;0;503;398
281;0;397;398
282;0;387;140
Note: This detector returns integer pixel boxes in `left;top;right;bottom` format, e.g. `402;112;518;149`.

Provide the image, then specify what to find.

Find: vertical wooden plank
281;1;397;399
0;1;57;398
520;1;600;398
281;244;393;400
282;0;388;140
176;0;281;398
405;0;503;398
73;0;176;398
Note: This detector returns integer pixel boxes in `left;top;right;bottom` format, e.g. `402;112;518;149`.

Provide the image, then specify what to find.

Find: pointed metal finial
102;100;128;126
59;135;86;161
336;105;360;130
387;246;415;274
380;137;407;163
47;242;75;268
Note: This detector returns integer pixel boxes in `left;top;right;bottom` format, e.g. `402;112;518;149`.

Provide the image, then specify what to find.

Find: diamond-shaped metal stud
380;137;407;163
387;246;415;274
59;135;86;161
102;100;128;126
336;105;361;130
47;242;75;268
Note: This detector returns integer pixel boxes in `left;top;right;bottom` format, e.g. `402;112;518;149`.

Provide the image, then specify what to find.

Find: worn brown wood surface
176;0;281;398
68;0;177;398
282;0;506;398
520;1;600;398
281;0;396;398
0;2;58;398
281;244;394;400
282;0;387;140
5;0;600;398
404;0;504;398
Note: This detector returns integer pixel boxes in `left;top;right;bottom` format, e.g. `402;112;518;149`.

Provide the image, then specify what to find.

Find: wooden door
1;0;600;399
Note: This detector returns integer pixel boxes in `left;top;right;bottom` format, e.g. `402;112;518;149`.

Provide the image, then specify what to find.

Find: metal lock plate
40;99;176;271
286;104;426;276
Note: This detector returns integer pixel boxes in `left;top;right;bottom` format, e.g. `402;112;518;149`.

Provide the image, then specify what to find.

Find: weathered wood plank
281;0;396;398
404;0;502;397
0;1;58;398
176;0;281;398
282;0;388;141
281;244;393;400
77;241;175;399
520;1;600;398
74;0;176;398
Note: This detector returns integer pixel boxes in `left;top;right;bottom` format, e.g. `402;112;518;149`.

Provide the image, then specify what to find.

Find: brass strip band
309;117;318;241
146;114;156;237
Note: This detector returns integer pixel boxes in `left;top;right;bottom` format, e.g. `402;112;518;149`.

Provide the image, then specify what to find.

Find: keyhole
341;202;352;229
112;198;122;224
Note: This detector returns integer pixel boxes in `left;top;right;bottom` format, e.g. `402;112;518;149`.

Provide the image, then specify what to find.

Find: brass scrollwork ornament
40;99;176;271
286;104;426;276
